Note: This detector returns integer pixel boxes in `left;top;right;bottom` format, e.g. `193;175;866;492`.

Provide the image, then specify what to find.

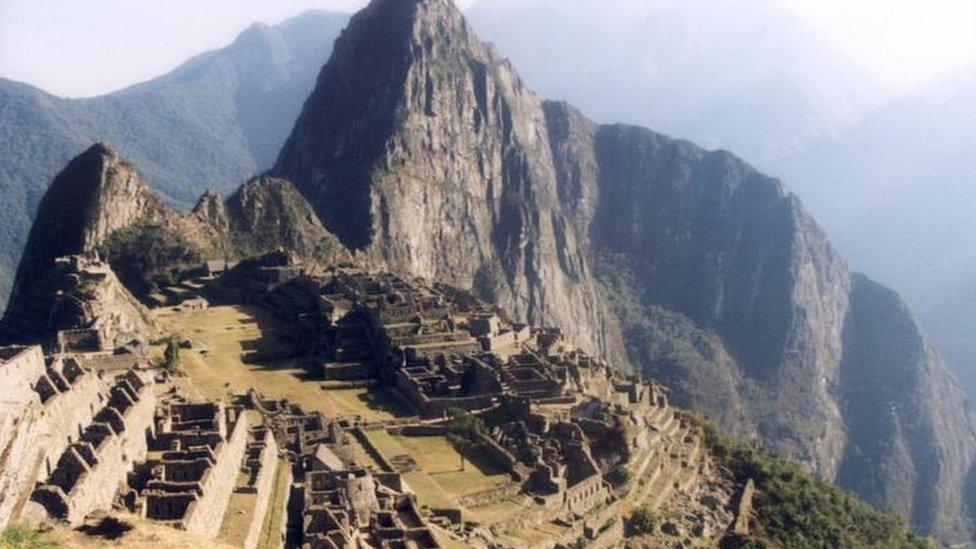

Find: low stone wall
388;425;446;437
585;516;624;549
350;427;395;472
242;430;279;549
184;412;249;538
474;432;530;482
456;482;522;508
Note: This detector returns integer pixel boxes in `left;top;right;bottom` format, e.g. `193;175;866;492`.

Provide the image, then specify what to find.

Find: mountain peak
81;141;118;159
5;144;170;308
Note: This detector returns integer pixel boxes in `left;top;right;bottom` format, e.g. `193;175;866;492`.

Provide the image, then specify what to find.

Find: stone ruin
205;264;702;544
245;393;442;549
122;400;249;538
0;253;154;355
0;344;155;528
0;252;734;546
303;464;439;548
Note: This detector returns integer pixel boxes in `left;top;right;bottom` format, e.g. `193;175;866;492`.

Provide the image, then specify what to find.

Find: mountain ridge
0;10;351;312
272;0;976;541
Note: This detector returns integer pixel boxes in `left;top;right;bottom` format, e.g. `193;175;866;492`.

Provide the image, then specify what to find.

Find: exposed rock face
838;275;976;537
204;176;348;264
273;0;976;540
274;0;624;362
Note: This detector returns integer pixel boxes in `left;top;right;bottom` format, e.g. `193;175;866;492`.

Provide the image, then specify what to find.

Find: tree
164;336;181;370
629;505;658;535
446;407;486;472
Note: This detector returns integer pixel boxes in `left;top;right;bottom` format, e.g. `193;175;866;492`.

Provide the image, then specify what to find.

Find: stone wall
183;410;249;538
0;347;110;528
565;473;610;516
32;371;156;525
241;428;279;549
0;346;48;527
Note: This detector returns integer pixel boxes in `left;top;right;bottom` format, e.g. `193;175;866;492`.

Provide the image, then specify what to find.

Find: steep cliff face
838;274;976;538
272;0;976;540
585;119;851;472
274;0;624;360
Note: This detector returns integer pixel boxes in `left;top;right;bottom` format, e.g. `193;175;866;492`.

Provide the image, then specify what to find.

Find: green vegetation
100;222;203;300
628;506;658;535
593;251;748;430
606;464;631;488
0;526;58;548
446;408;486;471
163;335;181;370
687;415;931;548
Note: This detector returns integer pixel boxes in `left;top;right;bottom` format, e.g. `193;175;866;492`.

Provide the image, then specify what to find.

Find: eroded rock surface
273;0;976;540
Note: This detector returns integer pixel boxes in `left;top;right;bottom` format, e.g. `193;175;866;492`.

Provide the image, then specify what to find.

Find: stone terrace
125;400;249;539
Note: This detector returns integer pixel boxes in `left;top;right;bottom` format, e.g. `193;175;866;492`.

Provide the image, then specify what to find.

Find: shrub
99;222;203;300
0;526;59;548
687;415;933;548
445;408;486;471
606;465;632;488
628;506;658;535
163;336;181;370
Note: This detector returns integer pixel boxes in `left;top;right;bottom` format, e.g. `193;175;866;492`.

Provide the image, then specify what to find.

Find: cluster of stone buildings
246;390;444;548
216;261;683;534
303;462;439;548
122;401;249;538
0;346;155;528
0;343;284;547
0;250;721;548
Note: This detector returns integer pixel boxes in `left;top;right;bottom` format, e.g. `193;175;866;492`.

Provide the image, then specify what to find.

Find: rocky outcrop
0;145;348;347
203;176;348;265
0;11;352;314
6;143;174;309
272;0;976;541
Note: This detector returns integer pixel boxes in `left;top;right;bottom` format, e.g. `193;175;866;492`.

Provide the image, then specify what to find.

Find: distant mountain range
0;10;350;309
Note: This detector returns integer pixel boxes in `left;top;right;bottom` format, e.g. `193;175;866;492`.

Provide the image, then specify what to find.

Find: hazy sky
1;0;974;98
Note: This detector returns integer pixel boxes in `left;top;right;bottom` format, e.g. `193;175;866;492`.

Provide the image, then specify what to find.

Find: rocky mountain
0;10;350;311
785;70;976;401
273;0;976;541
275;0;625;363
467;0;975;409
0;143;347;347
